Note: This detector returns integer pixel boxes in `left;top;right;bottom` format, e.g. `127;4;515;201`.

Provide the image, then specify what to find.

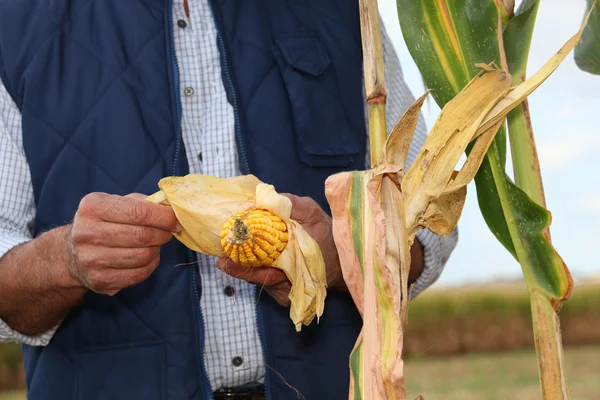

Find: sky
377;0;600;287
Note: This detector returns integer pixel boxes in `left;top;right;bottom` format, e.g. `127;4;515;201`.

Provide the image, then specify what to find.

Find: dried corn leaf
384;91;430;169
422;172;467;237
147;174;326;331
402;70;512;232
325;165;408;400
477;6;595;136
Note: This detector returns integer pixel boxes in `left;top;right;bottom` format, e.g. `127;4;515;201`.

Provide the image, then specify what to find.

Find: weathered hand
216;194;345;307
66;193;182;296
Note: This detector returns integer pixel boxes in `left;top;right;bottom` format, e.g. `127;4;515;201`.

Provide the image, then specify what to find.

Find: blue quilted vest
0;1;367;399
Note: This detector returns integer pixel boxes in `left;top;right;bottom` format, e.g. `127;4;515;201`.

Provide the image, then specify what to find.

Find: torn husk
147;174;327;331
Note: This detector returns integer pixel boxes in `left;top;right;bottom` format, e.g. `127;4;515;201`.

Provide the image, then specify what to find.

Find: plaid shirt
0;0;457;391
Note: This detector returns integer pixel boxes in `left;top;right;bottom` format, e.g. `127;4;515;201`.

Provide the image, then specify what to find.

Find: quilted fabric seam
23;31;170;190
62;28;172;160
20;0;98;83
24;112;128;194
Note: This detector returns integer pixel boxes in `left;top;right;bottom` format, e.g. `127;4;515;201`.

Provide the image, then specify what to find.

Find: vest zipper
167;1;212;398
255;286;272;400
167;3;183;177
206;1;270;398
191;252;213;399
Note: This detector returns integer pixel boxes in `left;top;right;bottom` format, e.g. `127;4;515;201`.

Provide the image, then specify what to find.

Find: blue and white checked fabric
0;0;457;391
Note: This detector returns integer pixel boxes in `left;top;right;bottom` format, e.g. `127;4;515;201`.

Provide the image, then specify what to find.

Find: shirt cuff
0;234;59;346
411;228;458;299
0;319;58;346
0;234;31;259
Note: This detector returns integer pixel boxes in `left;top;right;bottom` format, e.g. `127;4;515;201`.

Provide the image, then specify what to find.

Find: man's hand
67;193;182;295
216;194;425;308
0;192;182;336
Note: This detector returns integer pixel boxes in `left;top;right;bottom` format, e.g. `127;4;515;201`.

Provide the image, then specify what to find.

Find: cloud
537;131;600;171
576;196;600;216
537;138;583;170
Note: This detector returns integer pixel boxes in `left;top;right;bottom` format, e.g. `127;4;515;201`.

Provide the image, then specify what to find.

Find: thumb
280;193;318;223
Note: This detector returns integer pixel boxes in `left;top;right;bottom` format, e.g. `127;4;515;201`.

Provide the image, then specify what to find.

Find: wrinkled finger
81;193;182;232
76;245;161;270
88;258;161;294
76;221;174;248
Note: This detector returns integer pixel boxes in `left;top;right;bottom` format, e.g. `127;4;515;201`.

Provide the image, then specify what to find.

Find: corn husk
147;174;326;331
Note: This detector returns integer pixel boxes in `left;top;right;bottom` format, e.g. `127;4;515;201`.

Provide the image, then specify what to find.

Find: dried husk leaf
402;70;512;233
477;7;595;137
384;91;430;169
421;184;467;237
148;174;326;331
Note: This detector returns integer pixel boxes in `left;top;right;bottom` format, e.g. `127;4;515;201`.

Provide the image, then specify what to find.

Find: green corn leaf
504;0;540;81
396;0;571;300
575;0;600;74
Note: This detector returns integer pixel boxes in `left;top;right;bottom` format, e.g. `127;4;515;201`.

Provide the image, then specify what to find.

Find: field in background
405;345;600;400
404;280;600;357
0;280;598;398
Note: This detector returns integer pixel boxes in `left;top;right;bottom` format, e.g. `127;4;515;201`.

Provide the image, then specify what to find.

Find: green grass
405;345;600;400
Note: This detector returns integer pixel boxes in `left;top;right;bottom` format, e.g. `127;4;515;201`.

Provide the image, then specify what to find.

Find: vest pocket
273;33;360;168
75;342;166;400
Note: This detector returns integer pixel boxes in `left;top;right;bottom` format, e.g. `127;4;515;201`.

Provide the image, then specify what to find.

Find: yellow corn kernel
220;208;288;267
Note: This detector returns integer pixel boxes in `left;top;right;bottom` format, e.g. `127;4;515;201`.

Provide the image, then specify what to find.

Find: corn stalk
395;0;596;398
321;1;594;399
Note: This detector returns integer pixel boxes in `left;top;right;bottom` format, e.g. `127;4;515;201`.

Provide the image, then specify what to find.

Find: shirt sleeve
0;80;58;346
371;20;458;298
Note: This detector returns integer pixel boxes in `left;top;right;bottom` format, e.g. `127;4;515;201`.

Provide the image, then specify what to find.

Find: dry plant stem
359;0;387;167
361;0;388;397
531;289;569;399
503;15;563;392
360;0;412;397
369;102;388;168
487;146;569;398
501;7;591;397
513;97;570;397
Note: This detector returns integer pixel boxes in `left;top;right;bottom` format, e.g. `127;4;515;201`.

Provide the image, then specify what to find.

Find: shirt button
184;87;195;97
177;19;187;28
224;286;235;297
198;152;203;162
232;356;243;367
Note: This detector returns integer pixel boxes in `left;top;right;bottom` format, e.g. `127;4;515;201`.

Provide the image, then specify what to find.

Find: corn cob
220;208;288;267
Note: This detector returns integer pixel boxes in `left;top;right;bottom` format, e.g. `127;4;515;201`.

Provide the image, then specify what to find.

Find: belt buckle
213;386;265;400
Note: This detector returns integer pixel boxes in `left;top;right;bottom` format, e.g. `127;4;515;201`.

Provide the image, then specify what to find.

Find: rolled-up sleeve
0;80;58;345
